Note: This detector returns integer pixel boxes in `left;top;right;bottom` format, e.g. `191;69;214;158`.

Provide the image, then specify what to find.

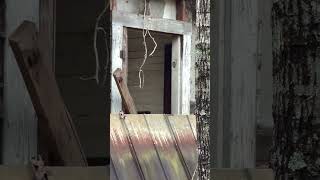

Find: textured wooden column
211;0;258;171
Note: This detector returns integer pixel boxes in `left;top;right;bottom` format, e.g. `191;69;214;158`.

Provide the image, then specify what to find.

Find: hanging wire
80;1;110;86
139;0;158;88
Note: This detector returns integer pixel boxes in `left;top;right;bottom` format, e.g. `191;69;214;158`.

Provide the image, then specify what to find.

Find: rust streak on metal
110;114;197;180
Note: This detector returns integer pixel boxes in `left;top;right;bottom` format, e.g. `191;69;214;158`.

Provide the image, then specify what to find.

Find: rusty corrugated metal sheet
110;114;197;180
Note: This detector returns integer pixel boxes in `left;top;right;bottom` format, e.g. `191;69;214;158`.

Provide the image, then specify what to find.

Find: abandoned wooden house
1;0;319;179
0;0;200;179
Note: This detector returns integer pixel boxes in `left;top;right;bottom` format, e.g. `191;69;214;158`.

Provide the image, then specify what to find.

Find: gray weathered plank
112;11;192;35
211;0;258;169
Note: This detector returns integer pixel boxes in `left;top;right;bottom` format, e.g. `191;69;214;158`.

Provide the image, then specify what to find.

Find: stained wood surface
0;166;108;180
112;11;192;35
8;21;87;166
113;68;137;114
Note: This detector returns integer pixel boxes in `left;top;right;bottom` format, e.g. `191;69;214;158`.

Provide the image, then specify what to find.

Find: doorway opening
127;28;177;114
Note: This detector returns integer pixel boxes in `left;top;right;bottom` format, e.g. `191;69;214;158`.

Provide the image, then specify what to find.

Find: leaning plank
113;68;137;114
9;21;87;166
211;169;274;180
0;166;108;180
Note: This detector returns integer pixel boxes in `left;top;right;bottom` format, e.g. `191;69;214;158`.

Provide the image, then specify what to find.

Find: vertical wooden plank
39;0;55;71
229;0;257;168
0;0;4;163
171;36;181;114
111;24;123;113
122;27;128;84
121;27;128;112
211;0;258;169
181;34;191;114
39;0;56;164
211;0;227;169
2;0;38;165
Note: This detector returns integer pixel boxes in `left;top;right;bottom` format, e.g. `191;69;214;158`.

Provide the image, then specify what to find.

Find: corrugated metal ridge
110;114;197;180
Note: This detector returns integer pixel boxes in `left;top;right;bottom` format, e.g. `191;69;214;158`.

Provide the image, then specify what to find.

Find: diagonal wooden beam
113;68;137;114
9;20;87;166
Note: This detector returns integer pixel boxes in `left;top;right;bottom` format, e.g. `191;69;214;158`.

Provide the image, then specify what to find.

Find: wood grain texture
171;36;181;114
39;0;55;71
111;24;123;113
211;0;257;169
112;11;192;35
113;68;137;114
8;21;87;166
181;34;191;114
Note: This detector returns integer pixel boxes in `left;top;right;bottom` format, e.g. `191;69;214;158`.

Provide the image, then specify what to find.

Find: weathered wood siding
256;0;273;129
211;0;258;169
2;0;38;164
0;0;4;163
114;0;176;20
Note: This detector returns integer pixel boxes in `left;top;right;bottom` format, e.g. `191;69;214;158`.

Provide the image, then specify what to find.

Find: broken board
113;68;137;114
9;21;87;165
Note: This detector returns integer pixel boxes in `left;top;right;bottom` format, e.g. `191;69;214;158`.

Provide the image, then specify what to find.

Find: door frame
111;11;192;114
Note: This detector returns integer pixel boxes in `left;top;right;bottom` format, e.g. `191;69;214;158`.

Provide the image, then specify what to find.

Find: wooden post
211;0;258;169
